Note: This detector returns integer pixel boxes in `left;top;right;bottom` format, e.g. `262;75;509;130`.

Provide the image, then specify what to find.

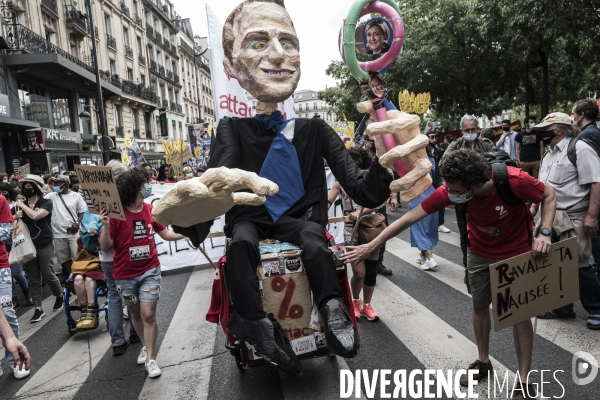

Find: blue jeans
11;264;29;295
1;268;20;365
552;266;600;317
102;261;136;347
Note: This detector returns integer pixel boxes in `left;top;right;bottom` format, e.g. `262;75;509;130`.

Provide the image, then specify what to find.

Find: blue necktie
256;111;305;222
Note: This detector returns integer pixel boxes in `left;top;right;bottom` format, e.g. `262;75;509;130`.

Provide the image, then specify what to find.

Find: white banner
147;168;343;271
206;4;296;125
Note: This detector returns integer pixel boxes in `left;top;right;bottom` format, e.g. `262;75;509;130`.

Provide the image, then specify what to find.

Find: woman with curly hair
343;148;557;394
99;168;184;379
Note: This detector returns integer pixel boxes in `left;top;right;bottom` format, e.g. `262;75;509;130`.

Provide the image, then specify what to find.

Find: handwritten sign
17;164;30;178
181;146;193;162
75;164;125;221
490;237;579;331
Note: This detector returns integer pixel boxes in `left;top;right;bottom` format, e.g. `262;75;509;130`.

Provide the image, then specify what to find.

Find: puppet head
360;72;387;102
223;0;300;103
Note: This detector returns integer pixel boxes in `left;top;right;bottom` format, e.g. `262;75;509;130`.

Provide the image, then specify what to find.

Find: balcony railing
176;103;182;114
166;69;173;80
141;88;159;103
146;24;154;36
179;40;194;56
163;37;170;47
170;43;177;54
121;80;138;96
201;63;210;74
64;6;87;35
133;128;141;138
173;73;179;83
86;24;99;39
106;34;117;49
158;64;165;75
124;45;133;58
99;70;110;81
111;74;122;87
134;14;143;26
162;99;169;108
115;126;124;136
41;0;58;16
169;102;176;112
138;53;146;65
120;2;129;16
149;59;157;72
155;31;162;43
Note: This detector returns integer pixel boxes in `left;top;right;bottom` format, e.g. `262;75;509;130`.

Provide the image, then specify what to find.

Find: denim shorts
115;265;162;305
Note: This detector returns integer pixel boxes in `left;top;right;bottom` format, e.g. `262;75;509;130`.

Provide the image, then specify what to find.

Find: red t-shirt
109;203;166;280
421;167;545;259
0;197;14;269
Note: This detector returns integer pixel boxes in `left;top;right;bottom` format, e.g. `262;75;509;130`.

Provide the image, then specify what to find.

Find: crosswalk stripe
14;316;110;399
138;267;217;400
370;272;516;398
386;237;600;362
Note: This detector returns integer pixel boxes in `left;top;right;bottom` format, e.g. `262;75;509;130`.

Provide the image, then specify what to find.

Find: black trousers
454;203;468;267
376;205;388;265
227;216;343;321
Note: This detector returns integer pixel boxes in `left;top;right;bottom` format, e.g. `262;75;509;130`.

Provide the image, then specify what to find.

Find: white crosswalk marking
386;237;600;363
138;267;217;399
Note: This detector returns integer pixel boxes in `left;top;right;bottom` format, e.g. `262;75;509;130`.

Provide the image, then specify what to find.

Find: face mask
140;183;152;199
23;188;35;197
463;133;478;142
448;187;476;204
539;130;556;142
53;186;62;193
529;123;535;129
502;126;510;132
572;114;581;127
186;173;193;179
2;179;7;183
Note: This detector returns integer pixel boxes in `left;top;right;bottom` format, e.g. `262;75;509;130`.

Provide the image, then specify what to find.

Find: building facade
0;0;213;173
293;89;336;123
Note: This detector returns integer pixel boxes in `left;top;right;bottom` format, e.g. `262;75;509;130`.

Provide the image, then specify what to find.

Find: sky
174;0;344;92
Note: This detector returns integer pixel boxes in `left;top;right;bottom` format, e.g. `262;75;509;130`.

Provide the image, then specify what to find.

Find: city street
1;207;598;400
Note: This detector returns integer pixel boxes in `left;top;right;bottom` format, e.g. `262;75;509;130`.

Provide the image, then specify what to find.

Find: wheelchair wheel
67;320;77;335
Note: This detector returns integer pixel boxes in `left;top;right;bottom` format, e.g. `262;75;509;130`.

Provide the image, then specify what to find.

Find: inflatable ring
343;0;404;80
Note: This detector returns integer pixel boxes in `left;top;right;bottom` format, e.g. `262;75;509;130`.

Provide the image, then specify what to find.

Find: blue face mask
463;133;478;142
141;183;152;199
448;186;477;204
186;173;193;179
53;185;63;193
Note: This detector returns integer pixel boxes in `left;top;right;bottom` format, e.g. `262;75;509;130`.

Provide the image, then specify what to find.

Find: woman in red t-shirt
100;168;183;379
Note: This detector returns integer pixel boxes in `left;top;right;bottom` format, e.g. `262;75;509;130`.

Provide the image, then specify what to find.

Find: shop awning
0;116;40;131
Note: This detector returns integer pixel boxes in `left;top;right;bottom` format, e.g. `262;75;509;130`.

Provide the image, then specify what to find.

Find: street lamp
83;0;110;165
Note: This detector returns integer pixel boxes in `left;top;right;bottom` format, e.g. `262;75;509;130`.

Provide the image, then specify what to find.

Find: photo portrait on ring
362;18;393;56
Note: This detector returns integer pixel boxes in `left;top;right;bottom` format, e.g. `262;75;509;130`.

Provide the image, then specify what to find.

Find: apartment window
127;68;134;81
136;36;142;54
123;27;130;47
109;59;117;75
132;109;139;129
299;104;302;112
113;105;122;127
313;102;317;110
51;94;72;130
144;111;152;135
133;0;138;15
140;73;146;85
104;14;112;35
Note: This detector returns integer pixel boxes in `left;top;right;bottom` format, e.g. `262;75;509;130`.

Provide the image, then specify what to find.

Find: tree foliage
320;0;600;130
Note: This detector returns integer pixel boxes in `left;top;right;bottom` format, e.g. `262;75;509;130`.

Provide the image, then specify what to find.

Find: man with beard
159;0;395;376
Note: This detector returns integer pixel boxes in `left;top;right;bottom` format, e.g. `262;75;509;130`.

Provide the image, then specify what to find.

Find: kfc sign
45;129;79;143
20;130;46;152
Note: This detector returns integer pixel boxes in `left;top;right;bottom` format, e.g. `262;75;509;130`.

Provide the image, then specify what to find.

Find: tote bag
9;220;37;266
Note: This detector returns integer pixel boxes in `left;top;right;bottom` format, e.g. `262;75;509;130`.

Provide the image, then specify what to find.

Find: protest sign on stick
489;237;579;331
17;164;30;178
75;165;125;220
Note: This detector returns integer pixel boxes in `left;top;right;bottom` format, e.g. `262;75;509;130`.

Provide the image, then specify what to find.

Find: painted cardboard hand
152;167;279;227
357;101;432;203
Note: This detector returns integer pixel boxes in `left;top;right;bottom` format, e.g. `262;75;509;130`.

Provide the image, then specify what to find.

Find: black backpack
483;151;532;245
566;137;600;168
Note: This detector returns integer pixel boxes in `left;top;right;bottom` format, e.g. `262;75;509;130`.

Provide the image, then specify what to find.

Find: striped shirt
539;137;600;210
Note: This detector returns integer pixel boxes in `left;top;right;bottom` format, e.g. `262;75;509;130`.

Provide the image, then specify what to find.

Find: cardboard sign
75;165;125;221
181;146;193;162
17;164;30;178
489;237;579;331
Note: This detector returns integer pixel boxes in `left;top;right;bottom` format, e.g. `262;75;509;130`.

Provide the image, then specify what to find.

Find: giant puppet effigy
152;0;419;376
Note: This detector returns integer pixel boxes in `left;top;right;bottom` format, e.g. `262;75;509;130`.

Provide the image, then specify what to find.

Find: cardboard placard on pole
75;164;126;221
489;237;579;331
17;164;30;178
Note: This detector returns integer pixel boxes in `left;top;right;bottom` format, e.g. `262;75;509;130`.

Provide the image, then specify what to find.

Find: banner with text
76;165;125;221
489;237;579;331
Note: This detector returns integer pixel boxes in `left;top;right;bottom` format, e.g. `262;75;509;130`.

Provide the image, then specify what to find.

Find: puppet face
370;76;386;98
225;3;300;103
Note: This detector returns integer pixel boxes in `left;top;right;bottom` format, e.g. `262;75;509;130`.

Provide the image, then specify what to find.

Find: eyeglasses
462;128;478;134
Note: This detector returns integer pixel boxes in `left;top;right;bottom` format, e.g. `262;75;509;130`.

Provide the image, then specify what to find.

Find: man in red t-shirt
100;168;184;379
343;149;557;399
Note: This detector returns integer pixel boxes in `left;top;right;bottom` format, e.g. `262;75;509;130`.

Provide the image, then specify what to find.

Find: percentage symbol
271;276;303;320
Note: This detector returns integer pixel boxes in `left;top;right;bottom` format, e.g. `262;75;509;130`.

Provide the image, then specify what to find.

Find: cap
533;112;571;129
51;175;70;185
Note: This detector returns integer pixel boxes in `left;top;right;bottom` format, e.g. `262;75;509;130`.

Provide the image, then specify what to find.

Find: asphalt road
1;205;598;399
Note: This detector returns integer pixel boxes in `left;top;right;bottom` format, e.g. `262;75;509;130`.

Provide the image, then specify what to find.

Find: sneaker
53;297;63;312
415;254;425;264
459;359;493;386
129;330;141;343
421;258;438;271
12;297;21;312
24;290;33;306
145;360;161;378
112;340;131;356
137;346;147;365
537;311;576;319
352;299;361;319
12;363;30;379
361;303;379;321
30;309;45;323
438;225;451;233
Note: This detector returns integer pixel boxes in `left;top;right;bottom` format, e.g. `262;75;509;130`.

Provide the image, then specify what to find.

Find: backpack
566;137;600;168
484;151;532;245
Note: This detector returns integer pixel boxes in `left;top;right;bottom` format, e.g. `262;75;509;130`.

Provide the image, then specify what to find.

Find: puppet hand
152;167;278;227
363;109;433;204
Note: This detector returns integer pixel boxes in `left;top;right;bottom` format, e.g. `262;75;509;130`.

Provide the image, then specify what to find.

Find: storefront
20;128;102;174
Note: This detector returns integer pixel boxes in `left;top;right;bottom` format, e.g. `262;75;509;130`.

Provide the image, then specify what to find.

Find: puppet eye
280;40;294;50
248;41;267;50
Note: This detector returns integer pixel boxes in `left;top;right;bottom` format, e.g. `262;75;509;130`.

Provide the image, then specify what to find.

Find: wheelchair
63;280;109;335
